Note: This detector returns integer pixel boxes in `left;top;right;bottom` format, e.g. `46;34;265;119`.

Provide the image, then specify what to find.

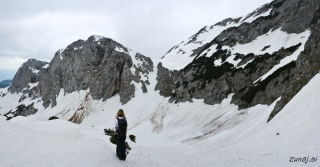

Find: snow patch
214;59;222;66
240;8;272;24
58;49;65;60
218;28;311;70
28;82;39;90
238;59;254;68
93;35;105;42
74;46;83;51
200;44;218;58
229;28;310;56
225;54;241;67
253;29;311;82
115;46;128;54
42;64;49;69
29;67;39;74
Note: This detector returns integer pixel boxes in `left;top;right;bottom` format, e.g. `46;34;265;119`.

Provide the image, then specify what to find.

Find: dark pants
116;135;126;160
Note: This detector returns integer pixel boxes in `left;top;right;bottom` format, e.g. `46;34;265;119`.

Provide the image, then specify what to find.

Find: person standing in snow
115;109;128;160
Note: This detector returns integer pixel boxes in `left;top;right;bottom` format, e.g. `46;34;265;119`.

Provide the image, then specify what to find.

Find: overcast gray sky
0;0;271;81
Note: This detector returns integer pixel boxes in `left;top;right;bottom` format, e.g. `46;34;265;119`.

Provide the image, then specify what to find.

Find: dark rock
155;63;178;98
14;103;38;116
48;116;59;120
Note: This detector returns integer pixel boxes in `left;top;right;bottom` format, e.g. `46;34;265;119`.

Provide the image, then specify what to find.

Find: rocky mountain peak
9;59;48;93
9;36;153;109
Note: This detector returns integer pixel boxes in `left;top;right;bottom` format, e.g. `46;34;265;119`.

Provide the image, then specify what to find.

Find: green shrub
104;128;115;136
125;142;131;150
104;128;132;150
129;134;136;143
110;134;117;145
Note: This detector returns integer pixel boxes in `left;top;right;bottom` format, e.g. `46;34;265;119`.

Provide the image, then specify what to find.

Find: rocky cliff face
156;0;320;122
9;36;153;109
9;59;48;93
8;59;48;103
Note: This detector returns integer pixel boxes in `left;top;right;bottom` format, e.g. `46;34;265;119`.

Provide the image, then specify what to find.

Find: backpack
117;118;127;136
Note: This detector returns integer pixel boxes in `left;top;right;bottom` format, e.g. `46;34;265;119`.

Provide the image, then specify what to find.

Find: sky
0;0;271;81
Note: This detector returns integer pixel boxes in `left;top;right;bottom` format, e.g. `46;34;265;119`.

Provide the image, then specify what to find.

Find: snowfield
0;67;320;166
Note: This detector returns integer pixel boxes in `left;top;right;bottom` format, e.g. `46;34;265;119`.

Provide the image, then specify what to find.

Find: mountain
157;0;320;122
3;35;153;123
0;0;320;166
9;36;152;108
0;80;12;88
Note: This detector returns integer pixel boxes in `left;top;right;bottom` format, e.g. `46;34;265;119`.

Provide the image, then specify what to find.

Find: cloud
0;0;272;79
0;56;28;70
0;11;117;59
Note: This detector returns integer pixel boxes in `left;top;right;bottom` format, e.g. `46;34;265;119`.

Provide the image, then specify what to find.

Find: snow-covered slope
160;2;274;71
1;72;320;166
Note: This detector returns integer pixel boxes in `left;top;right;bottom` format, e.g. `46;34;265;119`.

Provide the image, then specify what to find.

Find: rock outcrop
3;103;38;119
14;103;38;116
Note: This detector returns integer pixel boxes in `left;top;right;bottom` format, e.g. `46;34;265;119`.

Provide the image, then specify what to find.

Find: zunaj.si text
289;156;318;164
